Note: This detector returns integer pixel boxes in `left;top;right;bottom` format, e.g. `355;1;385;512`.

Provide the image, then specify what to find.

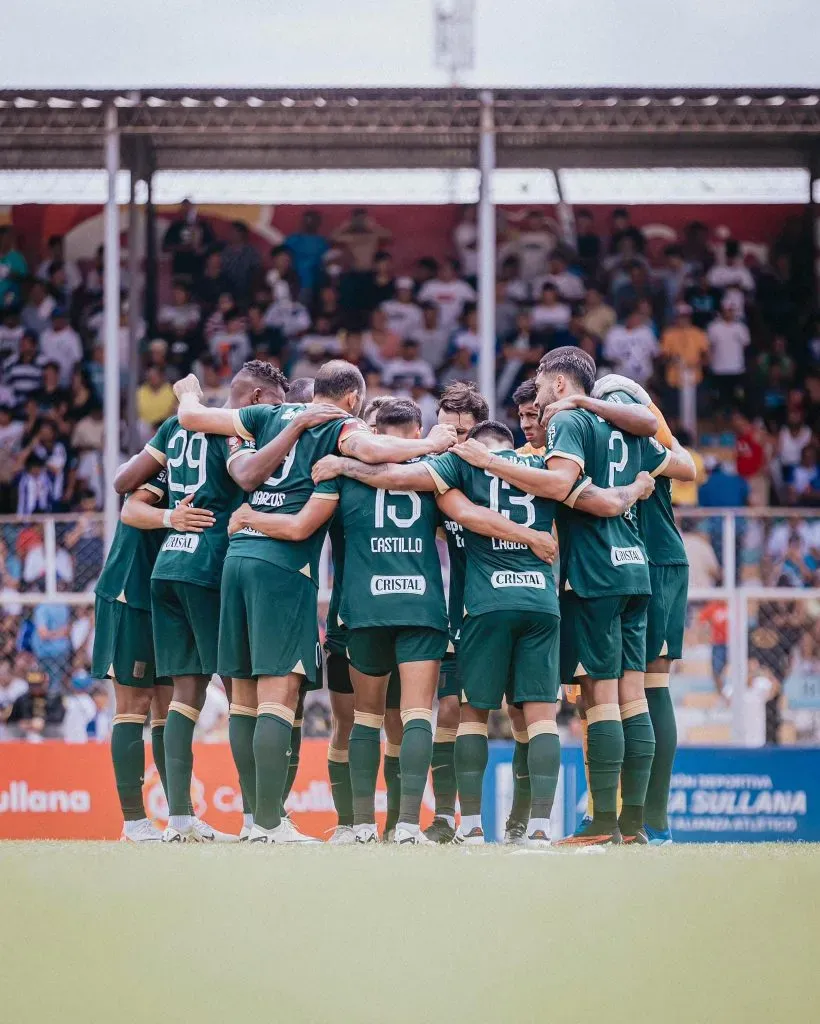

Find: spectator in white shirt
777;411;812;471
534;253;586;303
0;307;24;363
498;210;556;283
452;205;478;282
381;277;424;340
448;304;480;359
382;339;437;392
158;280;201;337
530;284;571;331
38;309;82;388
37;235;82;296
413;303;449;371
707;300;750;411
603;308;659;385
708;239;755;298
417;259;476;333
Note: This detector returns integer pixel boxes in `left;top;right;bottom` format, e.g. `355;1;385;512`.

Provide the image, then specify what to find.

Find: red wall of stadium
5;203;805;273
0;741;409;840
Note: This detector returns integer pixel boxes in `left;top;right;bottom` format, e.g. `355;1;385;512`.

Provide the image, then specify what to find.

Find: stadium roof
1;87;819;173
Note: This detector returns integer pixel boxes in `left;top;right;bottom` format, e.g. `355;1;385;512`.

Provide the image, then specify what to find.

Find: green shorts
559;592;649;684
151;578;221;678
459;610;560;710
92;596;170;688
347;625;448;678
218;557;321;687
646;564;689;664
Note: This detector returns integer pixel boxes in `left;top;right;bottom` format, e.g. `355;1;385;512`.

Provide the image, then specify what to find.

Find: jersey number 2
167;429;208;496
607;431;629;487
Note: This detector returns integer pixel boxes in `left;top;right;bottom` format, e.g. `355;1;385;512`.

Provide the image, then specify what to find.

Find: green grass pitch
2;842;818;1023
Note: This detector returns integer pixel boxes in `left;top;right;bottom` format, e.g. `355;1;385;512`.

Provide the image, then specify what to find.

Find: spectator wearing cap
332;208;392;273
4;667;64;738
413;303;449;372
38;308;82;388
707;299;750;412
0;226;28;309
381;277;423;340
284;210;329;300
660;303;709;412
530;283;571;332
580;286;616;342
534;252;586;303
603;306;659;386
417;257;476;334
382;339;437;393
3;331;44;411
162;199;215;282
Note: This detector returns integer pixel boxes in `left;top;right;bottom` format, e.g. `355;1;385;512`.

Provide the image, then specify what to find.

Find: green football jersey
427;451;559;618
315;461;447;632
95;470;168;610
325;513;347;654
546;392;666;597
226;403;365;584
146;416;240;590
605;393;688;567
440;514;466;642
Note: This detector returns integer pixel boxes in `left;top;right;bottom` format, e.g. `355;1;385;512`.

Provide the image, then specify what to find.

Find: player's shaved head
231;360;288;406
467;419;515;450
536;346;596;405
314;359;366;415
374;398;423;435
287;377;314;403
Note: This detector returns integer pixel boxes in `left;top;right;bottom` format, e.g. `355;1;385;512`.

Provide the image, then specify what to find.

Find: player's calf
522;712;560;847
454;716;488;844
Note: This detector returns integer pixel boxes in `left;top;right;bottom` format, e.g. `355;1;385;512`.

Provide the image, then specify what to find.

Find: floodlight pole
477;90;496;416
103;103;121;554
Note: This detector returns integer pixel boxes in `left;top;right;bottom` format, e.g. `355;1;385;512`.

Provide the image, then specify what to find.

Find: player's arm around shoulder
228;486;338;541
571;472;655;517
435;485;557;564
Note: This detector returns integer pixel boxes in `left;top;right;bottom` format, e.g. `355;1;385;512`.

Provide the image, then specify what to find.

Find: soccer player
466;348;693;845
114;360;290;841
425;420;655;845
174;360;458;844
590;375;691;844
425;382;490;842
94;474;214;841
512;378;546;456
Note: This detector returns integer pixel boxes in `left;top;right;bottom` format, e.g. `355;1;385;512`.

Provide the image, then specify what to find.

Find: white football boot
353;823;378;844
453;825;485;846
393;825;433;846
191;818;239;843
121;819;163;842
328;825;356;845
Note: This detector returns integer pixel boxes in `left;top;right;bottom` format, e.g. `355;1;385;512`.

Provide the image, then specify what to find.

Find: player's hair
537;346;596;395
314;360;365;401
374;398;422;431
287;377;315;403
237;360;289;394
437;381;489;423
362;395;393;423
511;379;537;408
467;419;514;448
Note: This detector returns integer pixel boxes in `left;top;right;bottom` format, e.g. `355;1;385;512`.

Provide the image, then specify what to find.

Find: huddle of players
94;346;693;846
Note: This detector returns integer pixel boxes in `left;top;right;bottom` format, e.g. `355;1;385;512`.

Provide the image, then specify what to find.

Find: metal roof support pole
810;152;819;311
144;164;158;338
103;103;121;554
126;169;143;455
477;90;496;416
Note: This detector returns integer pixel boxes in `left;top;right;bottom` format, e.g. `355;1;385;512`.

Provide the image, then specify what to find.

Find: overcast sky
3;0;818;89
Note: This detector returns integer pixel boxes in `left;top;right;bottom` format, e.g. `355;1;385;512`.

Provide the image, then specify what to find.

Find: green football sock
164;706;198;818
645;686;677;831
281;723;302;814
328;751;353;827
509;740;531;825
527;731;560;819
398;717;433;826
587;712;624;828
253;712;292;830
150;722;168;803
229;711;257;818
431;740;457;819
383;752;401;834
455;731;488;817
619;705;656;836
111;719;146;821
349;723;382;825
